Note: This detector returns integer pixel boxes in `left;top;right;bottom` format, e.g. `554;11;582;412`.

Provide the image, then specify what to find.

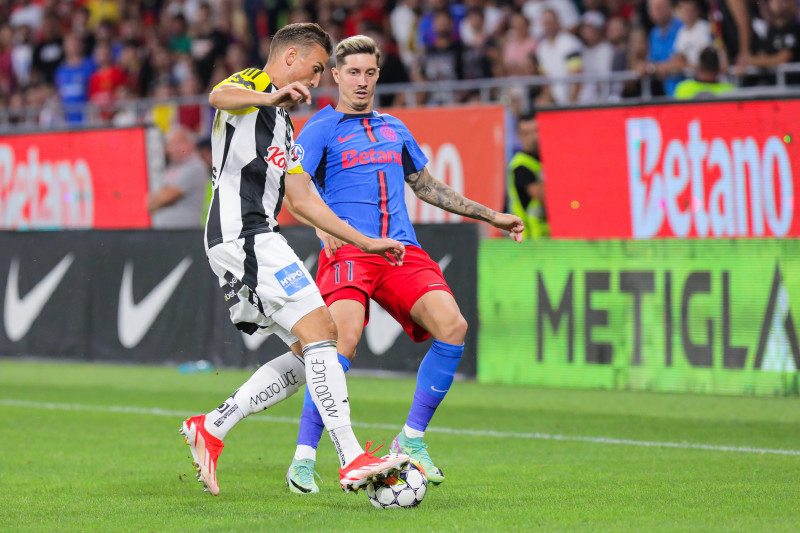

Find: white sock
303;340;363;467
204;351;306;440
294;444;317;462
403;424;424;439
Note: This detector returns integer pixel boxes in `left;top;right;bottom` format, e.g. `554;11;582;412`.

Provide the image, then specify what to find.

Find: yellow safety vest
507;152;549;239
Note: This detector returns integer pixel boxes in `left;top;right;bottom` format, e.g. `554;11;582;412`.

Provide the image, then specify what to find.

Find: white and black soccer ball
367;459;428;509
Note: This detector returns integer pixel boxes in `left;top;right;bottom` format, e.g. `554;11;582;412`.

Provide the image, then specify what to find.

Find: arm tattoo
405;167;496;223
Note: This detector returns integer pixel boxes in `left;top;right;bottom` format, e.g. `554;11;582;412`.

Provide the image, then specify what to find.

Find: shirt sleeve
212;68;271;115
394;118;428;176
294;116;329;180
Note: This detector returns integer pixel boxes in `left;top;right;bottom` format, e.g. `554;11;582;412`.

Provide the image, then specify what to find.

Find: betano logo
625;118;794;239
342;149;402;169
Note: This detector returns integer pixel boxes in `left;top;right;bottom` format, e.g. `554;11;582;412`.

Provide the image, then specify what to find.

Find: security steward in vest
507;112;548;239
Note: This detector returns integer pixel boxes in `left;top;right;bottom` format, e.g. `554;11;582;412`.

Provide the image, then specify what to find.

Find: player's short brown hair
335;35;381;68
270;23;333;57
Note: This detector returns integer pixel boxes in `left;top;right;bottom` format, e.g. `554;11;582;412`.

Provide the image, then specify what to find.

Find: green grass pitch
2;359;799;531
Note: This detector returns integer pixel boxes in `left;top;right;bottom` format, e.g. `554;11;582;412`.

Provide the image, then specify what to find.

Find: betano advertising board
0;127;152;229
479;239;800;395
538;98;800;239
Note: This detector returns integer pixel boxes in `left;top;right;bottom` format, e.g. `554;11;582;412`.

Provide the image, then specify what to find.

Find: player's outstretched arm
285;172;405;264
405;167;525;242
284;182;347;258
209;82;311;111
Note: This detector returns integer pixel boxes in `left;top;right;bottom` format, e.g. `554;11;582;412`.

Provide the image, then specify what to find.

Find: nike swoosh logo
338;134;356;143
365;254;452;355
430;386;449;393
118;257;193;348
4;254;75;342
241;253;318;351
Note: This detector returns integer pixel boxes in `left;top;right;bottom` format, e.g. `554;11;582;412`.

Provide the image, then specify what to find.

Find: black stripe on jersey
377;170;390;238
362;118;378;143
206;122;237;247
242;234;258;291
273;173;284;233
238;107;277;238
315;148;328;193
401;144;419;176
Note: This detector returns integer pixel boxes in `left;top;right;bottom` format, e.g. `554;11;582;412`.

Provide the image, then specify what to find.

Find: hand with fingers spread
361;238;405;266
315;228;345;258
266;81;312;108
491;213;525;243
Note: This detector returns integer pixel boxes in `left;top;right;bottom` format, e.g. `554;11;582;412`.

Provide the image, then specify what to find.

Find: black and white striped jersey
204;68;304;250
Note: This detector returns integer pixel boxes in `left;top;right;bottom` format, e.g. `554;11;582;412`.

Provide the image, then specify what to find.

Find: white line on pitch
2;398;798;457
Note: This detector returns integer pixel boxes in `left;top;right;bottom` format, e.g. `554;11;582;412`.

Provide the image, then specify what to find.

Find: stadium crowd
0;0;798;129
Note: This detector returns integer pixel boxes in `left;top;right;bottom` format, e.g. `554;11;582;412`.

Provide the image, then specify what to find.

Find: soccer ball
367;459;428;509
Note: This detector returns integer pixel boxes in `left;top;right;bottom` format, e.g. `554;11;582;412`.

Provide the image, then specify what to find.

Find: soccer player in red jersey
285;35;524;493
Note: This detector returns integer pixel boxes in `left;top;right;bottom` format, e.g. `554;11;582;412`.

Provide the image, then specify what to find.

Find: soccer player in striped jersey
283;35;524;494
180;23;410;497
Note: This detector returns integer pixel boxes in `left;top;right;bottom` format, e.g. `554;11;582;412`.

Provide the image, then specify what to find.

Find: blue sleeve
295;116;330;179
392;118;428;176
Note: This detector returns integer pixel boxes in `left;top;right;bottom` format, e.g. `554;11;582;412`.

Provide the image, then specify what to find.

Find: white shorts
207;232;325;347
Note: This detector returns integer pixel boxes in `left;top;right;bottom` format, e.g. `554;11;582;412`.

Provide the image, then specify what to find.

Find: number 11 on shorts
333;260;354;284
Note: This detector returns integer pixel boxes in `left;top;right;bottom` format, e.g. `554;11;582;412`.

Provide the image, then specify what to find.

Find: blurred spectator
507;113;548;239
0;25;17;97
32;13;64;84
623;26;650;97
54;33;95;124
11;24;33;88
461;7;502;84
119;41;146;96
746;0;800;80
536;9;584;105
418;0;466;49
9;0;43;32
640;0;683;95
364;25;410;108
674;46;735;97
391;0;421;67
711;0;756;67
88;42;128;121
523;0;580;41
672;0;712;69
190;2;229;88
86;0;120;30
578;11;614;103
502;11;537;76
414;9;464;104
168;13;192;54
148;126;210;229
606;16;630;100
177;71;204;132
460;0;503;46
150;79;177;133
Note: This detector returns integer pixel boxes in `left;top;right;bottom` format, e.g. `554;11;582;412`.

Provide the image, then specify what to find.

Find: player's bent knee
293;306;338;346
435;313;468;345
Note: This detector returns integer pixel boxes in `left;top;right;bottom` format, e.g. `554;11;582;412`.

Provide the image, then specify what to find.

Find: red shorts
316;244;453;342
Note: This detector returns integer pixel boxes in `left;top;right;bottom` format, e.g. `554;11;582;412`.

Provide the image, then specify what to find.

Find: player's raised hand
362;238;405;266
315;228;345;258
491;213;525;243
266;82;312;108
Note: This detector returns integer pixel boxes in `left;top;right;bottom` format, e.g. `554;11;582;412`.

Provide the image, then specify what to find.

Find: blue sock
297;353;351;449
406;340;464;433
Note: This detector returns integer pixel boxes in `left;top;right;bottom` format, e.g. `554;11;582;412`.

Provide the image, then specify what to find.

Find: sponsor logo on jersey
275;262;311;296
293;144;304;162
264;146;287;170
380;126;397;141
342;149;402;169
